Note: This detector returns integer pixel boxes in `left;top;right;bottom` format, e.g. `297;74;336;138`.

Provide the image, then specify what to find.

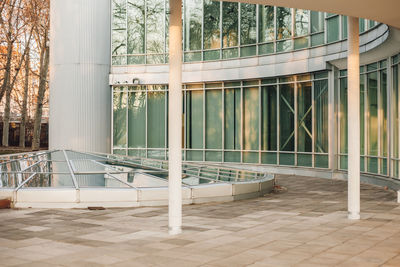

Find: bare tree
31;0;49;151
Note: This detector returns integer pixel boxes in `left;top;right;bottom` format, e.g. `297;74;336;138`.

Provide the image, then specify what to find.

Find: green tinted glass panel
339;78;348;154
261;152;277;164
113;91;127;148
360;74;365;155
240;45;257;57
297;82;312;152
262;85;277;151
294;37;308;50
205;90;222;149
297;154;312;167
243;152;259;163
186;89;203;149
311;11;324;33
367;72;378;156
259;43;274;54
381;70;388;157
314;79;328;153
315;155;329;168
280;83;295;151
327;16;339;43
280;153;294;165
342;16;348;39
243;86;259;151
147;91;165;148
128;91;146;148
225;87;241;150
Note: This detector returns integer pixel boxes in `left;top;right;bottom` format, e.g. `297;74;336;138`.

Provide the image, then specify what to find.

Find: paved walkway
0;175;400;266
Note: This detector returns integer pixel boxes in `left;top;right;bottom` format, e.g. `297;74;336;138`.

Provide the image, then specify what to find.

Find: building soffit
219;0;400;30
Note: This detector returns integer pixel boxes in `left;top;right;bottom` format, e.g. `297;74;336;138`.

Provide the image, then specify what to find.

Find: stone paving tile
0;175;400;266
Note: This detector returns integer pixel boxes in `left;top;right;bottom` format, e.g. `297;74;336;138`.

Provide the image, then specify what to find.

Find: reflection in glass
276;7;292;40
259;5;274;43
222;2;238;48
240;4;257;45
128;91;146;148
113;90;127;148
295;9;309;37
280;83;295;151
262;85;277;150
204;0;220;49
185;0;202;51
297;82;312;152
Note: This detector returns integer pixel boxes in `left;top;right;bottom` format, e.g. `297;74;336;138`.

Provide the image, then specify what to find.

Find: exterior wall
49;0;111;153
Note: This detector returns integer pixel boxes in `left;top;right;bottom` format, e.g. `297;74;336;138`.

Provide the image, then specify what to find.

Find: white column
168;0;183;235
49;0;111;153
347;17;360;220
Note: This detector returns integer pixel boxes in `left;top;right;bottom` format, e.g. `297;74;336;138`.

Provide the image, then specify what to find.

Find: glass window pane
147;90;165;148
205;89;222;149
222;2;238;48
311;11;324;33
339;78;348;154
342;16;348;39
184;0;202;51
295;9;309;37
186;89;203;149
381;69;388;157
393;66;399;161
262;85;277;151
224;84;241;150
240;3;257;45
314;79;329;153
127;0;145;55
258;5;274;43
204;0;221;49
367;72;378;156
113;90;127;148
360;74;365;155
276;7;292;40
146;0;165;55
297;82;312;152
327;16;339;43
280;83;295;151
128;91;146;148
243;84;259;151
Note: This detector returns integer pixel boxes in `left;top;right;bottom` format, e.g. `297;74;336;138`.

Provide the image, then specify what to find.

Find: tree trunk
20;47;30;148
0;42;12;104
2;83;11;147
32;45;49;151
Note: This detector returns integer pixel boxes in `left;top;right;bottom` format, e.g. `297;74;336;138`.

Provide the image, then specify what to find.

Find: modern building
46;0;400;232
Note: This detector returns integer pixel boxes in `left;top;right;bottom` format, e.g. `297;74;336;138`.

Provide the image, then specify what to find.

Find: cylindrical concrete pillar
49;0;111;153
347;17;360;220
168;0;183;235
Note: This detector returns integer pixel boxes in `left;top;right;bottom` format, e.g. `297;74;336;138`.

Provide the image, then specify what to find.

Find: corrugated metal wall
49;0;111;153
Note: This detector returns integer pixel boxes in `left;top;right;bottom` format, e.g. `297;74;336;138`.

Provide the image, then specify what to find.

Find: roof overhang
219;0;400;30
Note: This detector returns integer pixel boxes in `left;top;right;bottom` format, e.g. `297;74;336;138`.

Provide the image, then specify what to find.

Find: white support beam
168;0;183;235
347;16;361;220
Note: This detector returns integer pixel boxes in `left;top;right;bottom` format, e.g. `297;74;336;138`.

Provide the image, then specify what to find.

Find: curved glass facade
113;72;329;168
111;0;378;65
112;53;400;181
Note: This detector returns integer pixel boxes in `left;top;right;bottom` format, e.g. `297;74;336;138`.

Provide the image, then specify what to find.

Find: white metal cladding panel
50;0;111;153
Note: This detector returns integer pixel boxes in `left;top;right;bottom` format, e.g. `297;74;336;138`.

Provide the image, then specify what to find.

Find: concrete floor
0;175;400;267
